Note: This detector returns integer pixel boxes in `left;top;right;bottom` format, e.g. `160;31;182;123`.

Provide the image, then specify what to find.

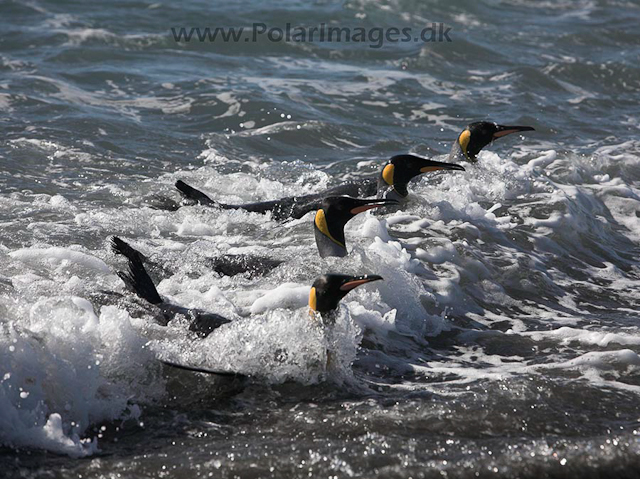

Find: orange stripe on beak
420;166;446;173
350;204;386;214
493;129;521;138
339;278;378;291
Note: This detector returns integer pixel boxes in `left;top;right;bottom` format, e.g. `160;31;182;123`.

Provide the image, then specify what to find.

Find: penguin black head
309;273;383;317
378;154;466;199
314;196;398;258
453;121;535;163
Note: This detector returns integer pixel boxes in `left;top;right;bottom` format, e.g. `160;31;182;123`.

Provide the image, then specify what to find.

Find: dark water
2;0;640;477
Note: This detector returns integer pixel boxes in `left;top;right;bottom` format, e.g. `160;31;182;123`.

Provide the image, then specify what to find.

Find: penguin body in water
111;236;385;332
174;121;534;220
111;237;231;337
205;254;283;278
308;273;383;374
163;274;384;378
175;178;378;221
111;237;383;377
175;156;462;221
313;196;398;258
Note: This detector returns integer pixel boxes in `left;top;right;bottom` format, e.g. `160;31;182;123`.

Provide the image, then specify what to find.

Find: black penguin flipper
111;236;147;263
188;312;233;338
119;262;163;305
160;360;245;378
112;237;163;305
116;270;136;294
207;255;283;278
175;180;218;206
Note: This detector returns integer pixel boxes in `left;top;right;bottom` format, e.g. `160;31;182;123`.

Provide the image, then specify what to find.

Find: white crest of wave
0;299;162;456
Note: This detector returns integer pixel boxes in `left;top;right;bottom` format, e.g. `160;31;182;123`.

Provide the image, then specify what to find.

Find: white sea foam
519;327;640;347
0;302;161;456
9;247;110;274
2;141;640;456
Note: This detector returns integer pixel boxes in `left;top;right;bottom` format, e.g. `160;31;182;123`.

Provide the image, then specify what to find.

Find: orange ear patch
382;163;395;185
309;286;317;311
458;129;471;158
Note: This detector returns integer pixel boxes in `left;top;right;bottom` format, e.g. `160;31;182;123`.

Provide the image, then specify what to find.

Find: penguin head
379;154;466;198
314;196;398;258
454;121;535;162
309;273;383;316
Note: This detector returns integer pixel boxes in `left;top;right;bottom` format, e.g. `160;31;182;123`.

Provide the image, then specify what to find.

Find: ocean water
2;0;640;477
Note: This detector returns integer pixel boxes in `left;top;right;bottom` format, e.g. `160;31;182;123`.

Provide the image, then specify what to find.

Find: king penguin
313;196;397;258
450;121;535;162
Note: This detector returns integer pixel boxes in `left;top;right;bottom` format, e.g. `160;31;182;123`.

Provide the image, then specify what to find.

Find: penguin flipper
207;254;283;278
111;236;147;263
175;180;218;206
188;312;233;337
111;237;163;305
160;360;245;378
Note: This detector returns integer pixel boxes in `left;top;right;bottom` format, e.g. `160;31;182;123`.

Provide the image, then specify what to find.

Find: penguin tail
175;180;217;206
111;236;163;305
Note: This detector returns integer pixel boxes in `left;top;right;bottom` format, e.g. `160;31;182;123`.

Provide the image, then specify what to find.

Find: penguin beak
349;198;399;215
493;125;535;139
339;275;383;291
419;160;466;173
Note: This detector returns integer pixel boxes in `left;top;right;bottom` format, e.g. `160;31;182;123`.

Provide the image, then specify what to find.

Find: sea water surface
2;0;640;477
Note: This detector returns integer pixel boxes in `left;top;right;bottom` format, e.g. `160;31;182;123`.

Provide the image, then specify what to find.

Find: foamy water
3;143;640;463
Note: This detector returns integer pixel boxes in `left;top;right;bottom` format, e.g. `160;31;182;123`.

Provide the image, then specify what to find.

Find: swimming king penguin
174;120;533;219
111;236;385;334
450;121;535;163
175;156;462;220
314;196;398;258
376;154;465;202
308;273;383;372
309;274;382;322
